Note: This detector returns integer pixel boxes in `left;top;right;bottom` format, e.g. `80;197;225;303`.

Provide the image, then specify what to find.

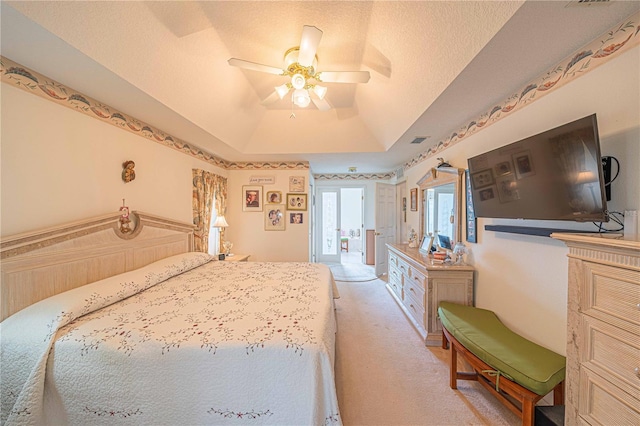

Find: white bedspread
1;253;341;425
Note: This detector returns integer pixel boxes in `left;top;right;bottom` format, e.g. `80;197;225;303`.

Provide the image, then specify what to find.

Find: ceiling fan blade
310;91;331;111
261;91;282;105
297;26;323;67
317;71;371;84
228;58;284;76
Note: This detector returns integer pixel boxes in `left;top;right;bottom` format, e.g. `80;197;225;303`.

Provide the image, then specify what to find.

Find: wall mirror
417;167;465;250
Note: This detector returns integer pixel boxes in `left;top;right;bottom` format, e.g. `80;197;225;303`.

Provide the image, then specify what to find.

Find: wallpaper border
314;173;396;181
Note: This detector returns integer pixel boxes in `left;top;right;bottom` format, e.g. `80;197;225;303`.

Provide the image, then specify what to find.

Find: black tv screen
467;114;608;222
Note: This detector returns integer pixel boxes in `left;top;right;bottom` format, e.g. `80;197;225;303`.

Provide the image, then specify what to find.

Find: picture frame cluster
243;176;307;231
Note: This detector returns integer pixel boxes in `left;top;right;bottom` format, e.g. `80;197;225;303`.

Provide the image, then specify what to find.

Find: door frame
313;184;366;264
315;187;342;264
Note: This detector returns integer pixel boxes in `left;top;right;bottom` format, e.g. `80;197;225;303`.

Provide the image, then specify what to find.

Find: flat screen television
467;114;608;222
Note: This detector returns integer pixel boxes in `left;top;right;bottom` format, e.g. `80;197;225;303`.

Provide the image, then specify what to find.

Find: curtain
192;169;227;253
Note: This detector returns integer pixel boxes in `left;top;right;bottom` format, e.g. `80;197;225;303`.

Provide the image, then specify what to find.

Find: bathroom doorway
315;186;365;265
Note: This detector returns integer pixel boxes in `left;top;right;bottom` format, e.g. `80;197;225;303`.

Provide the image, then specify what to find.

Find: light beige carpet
334;279;520;425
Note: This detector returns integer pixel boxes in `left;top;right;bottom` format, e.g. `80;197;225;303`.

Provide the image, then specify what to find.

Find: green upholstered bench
438;301;565;426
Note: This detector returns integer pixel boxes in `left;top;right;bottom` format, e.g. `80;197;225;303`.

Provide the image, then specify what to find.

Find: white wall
225;169;311;262
1;84;227;236
403;46;640;355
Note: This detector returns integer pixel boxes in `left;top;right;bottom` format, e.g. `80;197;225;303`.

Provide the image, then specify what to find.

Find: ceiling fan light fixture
291;73;306;90
313;85;327;100
293;89;311;108
275;83;290;99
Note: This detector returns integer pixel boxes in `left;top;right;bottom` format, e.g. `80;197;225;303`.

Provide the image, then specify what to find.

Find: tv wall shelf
484;225;599;238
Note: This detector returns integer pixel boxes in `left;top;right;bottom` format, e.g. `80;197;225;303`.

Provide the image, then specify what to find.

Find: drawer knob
637;303;640;310
635;367;640;378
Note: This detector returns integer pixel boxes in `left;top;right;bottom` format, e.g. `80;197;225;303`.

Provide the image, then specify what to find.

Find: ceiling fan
228;25;370;111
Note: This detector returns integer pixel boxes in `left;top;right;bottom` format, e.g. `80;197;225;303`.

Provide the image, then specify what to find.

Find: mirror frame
417;167;465;246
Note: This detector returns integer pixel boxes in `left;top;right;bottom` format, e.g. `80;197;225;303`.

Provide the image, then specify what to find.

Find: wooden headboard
0;211;195;321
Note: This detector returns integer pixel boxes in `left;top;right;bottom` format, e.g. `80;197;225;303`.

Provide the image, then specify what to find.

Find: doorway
315;186;365;265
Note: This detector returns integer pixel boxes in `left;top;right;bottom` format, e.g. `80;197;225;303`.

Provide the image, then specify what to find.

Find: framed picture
266;191;282;204
289;212;304;224
494;161;513;177
265;205;285;230
286;193;307;211
512;150;535;179
243;185;263;212
419;234;435;254
410;188;418;211
464;170;477;243
496;175;520;203
471;169;494;189
289;176;305;192
478;186;496;201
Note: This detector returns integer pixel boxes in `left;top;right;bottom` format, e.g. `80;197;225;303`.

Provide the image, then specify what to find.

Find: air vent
410;136;428;144
566;0;612;7
395;167;404;179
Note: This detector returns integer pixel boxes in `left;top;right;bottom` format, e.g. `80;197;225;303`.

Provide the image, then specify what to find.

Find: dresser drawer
581;315;640;392
408;265;427;288
404;275;425;310
397;258;410;277
405;292;426;329
578;366;640;425
388;264;402;287
389;251;399;268
388;272;403;299
582;262;640;331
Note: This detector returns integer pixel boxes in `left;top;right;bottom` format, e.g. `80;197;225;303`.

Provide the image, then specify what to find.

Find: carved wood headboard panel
0;211;195;321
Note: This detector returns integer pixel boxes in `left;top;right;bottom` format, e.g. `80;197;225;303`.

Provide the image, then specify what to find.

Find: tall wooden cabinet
552;233;640;426
386;243;474;346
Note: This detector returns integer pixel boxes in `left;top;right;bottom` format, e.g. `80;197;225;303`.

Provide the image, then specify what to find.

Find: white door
316;188;341;263
375;183;396;276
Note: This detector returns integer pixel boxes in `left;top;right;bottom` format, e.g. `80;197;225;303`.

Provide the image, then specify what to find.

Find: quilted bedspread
1;253;341;425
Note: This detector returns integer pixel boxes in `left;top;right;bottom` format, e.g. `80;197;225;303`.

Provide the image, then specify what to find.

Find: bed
1;212;341;425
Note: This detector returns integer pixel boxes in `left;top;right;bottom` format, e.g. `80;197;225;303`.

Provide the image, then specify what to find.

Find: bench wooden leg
449;337;458;390
553;381;564;405
522;399;535;426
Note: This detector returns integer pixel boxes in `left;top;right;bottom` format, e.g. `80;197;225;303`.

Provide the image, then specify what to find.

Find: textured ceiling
2;1;639;174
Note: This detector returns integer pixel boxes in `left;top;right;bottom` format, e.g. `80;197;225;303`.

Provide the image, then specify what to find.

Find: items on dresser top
386;243;474;346
552;233;639;426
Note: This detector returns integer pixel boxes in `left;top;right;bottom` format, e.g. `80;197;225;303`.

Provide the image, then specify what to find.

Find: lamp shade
293;89;311;107
291;73;306;90
275;83;290;99
213;216;229;227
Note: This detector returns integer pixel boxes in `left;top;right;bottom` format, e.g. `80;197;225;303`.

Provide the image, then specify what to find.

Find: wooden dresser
552;233;640;426
386;243;474;346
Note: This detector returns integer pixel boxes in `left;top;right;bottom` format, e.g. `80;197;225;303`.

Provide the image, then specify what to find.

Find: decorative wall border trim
403;11;640;172
314;172;395;181
0;56;309;171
